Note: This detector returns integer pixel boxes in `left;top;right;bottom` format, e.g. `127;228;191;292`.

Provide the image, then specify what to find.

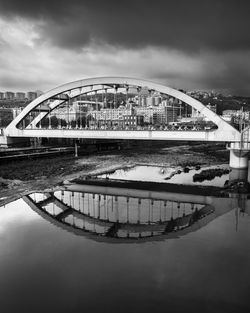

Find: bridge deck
6;128;241;142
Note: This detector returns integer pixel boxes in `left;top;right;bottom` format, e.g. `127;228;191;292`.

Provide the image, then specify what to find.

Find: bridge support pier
228;143;250;169
229;168;249;182
74;141;78;157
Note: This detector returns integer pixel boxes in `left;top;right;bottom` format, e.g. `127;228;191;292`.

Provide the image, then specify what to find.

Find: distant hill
201;97;250;115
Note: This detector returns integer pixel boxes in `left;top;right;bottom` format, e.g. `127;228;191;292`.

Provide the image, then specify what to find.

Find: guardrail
20;126;217;132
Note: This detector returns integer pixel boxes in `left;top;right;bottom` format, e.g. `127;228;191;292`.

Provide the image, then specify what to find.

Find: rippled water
0;181;250;313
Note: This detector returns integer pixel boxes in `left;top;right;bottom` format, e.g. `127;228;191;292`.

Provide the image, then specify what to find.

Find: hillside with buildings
1;88;250;131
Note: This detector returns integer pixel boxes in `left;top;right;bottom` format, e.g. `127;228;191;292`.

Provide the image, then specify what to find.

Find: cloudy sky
0;0;250;95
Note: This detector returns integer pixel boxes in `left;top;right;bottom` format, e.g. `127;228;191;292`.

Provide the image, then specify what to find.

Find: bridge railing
19;124;218;132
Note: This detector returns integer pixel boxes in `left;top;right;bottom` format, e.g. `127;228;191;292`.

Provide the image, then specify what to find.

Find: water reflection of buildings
23;183;250;242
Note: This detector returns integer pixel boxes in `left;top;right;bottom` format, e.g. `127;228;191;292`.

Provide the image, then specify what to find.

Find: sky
0;0;250;95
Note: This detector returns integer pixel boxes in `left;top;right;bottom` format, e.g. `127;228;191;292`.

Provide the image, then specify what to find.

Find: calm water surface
0;181;250;313
99;164;229;187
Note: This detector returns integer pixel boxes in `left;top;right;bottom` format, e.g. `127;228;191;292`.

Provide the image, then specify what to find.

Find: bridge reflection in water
23;183;250;242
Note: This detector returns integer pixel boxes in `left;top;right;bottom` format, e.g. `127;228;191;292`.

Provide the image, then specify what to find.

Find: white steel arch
5;77;241;142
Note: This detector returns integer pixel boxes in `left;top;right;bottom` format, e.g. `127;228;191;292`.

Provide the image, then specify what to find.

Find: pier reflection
23;183;250;242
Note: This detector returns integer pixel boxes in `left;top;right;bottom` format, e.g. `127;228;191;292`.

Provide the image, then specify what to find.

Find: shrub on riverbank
193;168;230;182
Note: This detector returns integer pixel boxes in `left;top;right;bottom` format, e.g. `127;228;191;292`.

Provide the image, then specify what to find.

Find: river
0;165;250;313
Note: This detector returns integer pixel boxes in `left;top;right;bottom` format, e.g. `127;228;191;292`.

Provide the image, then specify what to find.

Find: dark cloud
1;0;250;95
204;52;250;95
0;0;250;52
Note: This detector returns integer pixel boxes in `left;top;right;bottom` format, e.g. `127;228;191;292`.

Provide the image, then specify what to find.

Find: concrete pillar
115;196;119;222
138;199;141;223
229;149;249;169
74;141;78;157
229;168;248;182
227;143;250;169
97;195;101;218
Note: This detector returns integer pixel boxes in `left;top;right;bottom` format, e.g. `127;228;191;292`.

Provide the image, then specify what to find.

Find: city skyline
0;0;250;95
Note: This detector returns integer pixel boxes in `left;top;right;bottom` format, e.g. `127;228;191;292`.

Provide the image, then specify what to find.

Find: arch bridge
3;77;250;168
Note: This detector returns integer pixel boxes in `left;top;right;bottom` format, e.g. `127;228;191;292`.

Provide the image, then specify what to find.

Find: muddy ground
0;142;229;206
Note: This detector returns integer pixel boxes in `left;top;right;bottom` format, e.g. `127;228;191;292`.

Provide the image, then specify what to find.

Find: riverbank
0;143;229;205
69;177;225;197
